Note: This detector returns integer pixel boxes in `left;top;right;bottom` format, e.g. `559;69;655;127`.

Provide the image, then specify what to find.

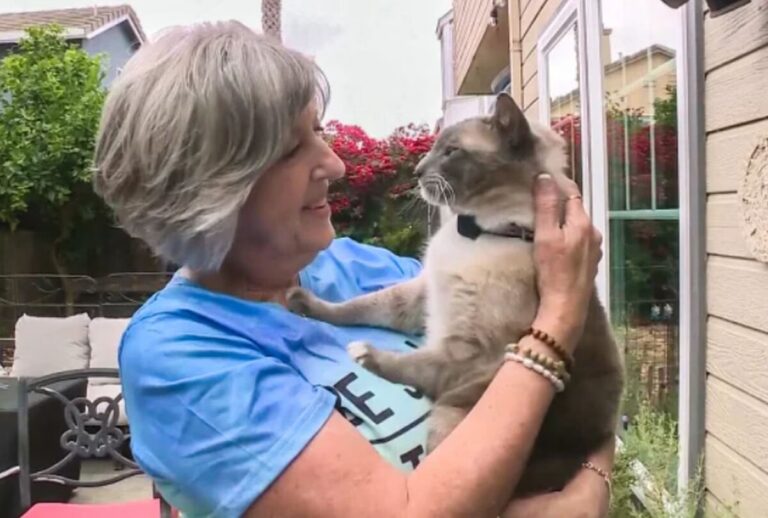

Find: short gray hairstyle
93;21;329;271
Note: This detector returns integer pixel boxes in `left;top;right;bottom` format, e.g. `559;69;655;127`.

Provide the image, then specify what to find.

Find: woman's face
227;103;345;273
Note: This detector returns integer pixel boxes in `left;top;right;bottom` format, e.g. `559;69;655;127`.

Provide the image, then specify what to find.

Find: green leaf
0;24;109;270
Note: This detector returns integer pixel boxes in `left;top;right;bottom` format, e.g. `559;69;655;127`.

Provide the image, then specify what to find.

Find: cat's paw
286;287;315;316
347;341;374;367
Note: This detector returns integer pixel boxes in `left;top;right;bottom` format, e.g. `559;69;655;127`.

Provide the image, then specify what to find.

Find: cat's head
415;93;569;225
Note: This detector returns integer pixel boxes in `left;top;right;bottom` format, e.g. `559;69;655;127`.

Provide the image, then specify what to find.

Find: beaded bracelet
507;343;571;383
524;327;575;372
504;349;565;393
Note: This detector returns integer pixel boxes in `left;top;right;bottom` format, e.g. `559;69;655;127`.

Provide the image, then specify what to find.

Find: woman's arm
503;437;615;518
246;174;602;518
249;355;556;518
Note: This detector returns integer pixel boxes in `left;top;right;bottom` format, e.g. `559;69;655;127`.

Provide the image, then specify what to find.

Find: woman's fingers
533;174;563;243
530;173;601;351
560;178;590;229
559;175;581;199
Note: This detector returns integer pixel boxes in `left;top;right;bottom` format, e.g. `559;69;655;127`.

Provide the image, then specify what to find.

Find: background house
0;4;146;86
441;0;768;515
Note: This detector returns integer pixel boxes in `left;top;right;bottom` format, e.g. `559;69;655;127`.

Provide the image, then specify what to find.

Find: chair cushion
10;313;91;378
88;318;130;385
22;499;161;518
86;383;129;426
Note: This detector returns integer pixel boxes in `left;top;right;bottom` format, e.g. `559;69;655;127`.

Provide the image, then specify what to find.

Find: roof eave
85;14;145;43
0;26;85;44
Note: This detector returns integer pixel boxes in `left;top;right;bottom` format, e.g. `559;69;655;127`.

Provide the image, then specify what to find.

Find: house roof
0;4;146;45
435;9;454;39
604;44;676;74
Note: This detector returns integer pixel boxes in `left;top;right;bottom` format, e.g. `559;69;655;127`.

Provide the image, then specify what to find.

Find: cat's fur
287;94;624;495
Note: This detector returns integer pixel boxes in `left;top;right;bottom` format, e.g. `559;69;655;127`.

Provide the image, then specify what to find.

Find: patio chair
0;368;174;518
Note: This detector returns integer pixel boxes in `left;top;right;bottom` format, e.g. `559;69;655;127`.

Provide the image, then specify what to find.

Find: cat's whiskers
440;178;456;206
419;176;450;206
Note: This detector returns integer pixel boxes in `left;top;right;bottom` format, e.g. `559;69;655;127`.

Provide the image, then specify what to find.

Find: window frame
536;0;705;490
537;0;609;303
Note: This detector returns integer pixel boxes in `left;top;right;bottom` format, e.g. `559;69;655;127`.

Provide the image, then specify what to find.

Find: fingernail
537;173;552;181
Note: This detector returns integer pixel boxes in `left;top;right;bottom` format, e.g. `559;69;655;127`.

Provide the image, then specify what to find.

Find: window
538;0;703;486
538;0;586;192
600;0;683;424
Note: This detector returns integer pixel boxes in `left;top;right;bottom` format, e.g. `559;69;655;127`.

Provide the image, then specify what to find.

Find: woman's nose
312;145;346;181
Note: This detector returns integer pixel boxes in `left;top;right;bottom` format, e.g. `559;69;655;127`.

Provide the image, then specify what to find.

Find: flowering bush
324;121;435;258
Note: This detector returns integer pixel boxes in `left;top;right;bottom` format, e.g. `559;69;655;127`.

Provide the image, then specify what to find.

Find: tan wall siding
704;1;768;514
508;0;524;101
453;0;494;94
518;0;561;114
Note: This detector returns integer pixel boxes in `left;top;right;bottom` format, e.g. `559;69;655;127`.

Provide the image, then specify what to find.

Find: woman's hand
502;437;615;518
530;174;603;352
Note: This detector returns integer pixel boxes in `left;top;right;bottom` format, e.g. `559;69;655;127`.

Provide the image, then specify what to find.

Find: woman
94;21;612;518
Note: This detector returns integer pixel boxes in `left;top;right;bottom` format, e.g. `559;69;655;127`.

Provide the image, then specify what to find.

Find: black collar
456;215;534;242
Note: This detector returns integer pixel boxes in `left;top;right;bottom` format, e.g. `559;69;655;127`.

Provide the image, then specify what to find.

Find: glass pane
546;25;582;188
601;1;681;422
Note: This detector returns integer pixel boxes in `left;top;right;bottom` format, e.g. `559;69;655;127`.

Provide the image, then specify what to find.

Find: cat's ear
492;93;532;147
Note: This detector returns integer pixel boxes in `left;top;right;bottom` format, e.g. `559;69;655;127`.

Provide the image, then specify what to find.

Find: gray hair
93;21;329;271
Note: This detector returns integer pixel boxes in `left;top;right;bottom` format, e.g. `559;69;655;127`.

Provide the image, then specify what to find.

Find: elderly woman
93;21;613;518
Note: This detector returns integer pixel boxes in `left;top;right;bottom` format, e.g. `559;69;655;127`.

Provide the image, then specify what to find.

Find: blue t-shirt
119;238;431;517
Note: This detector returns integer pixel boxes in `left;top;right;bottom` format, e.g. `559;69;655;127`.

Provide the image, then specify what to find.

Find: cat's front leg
286;274;426;334
347;341;446;398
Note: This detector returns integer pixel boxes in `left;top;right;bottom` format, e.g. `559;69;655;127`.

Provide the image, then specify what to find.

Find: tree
0;25;108;293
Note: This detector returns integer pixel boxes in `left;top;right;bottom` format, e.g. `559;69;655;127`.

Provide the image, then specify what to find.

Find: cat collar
456;215;535;242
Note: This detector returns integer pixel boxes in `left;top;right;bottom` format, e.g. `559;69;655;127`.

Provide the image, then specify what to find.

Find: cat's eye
444;145;459;157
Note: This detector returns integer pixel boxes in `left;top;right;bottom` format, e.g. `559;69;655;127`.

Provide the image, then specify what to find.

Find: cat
287;93;624;495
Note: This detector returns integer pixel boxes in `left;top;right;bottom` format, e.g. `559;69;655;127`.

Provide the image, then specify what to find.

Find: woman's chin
302;222;336;254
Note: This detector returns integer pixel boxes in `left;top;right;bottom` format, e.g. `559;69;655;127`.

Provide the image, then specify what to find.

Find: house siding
704;2;768;515
518;0;560;118
81;21;139;86
453;0;494;93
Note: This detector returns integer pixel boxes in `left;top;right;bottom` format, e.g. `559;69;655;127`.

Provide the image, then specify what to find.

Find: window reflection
546;25;582;188
601;1;681;424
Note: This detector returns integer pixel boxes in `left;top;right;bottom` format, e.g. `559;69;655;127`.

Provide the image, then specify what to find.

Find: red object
323;120;435;232
22;499;178;518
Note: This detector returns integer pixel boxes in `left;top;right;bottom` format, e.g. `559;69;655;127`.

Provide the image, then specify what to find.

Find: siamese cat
287;94;624;495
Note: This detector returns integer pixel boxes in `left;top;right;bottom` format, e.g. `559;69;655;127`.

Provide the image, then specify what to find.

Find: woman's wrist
531;302;584;352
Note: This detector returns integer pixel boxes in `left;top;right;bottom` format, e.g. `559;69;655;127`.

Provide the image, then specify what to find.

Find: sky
4;0;452;137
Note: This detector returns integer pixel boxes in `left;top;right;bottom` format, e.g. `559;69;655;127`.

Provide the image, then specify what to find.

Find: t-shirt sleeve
119;319;336;518
301;237;423;302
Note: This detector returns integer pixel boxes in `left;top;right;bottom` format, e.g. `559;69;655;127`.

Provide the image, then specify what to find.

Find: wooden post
261;0;282;42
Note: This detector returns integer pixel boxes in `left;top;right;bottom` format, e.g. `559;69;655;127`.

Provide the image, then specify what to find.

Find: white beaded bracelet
504;351;566;393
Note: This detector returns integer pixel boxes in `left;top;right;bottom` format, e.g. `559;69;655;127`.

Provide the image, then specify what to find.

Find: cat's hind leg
287;275;426;334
